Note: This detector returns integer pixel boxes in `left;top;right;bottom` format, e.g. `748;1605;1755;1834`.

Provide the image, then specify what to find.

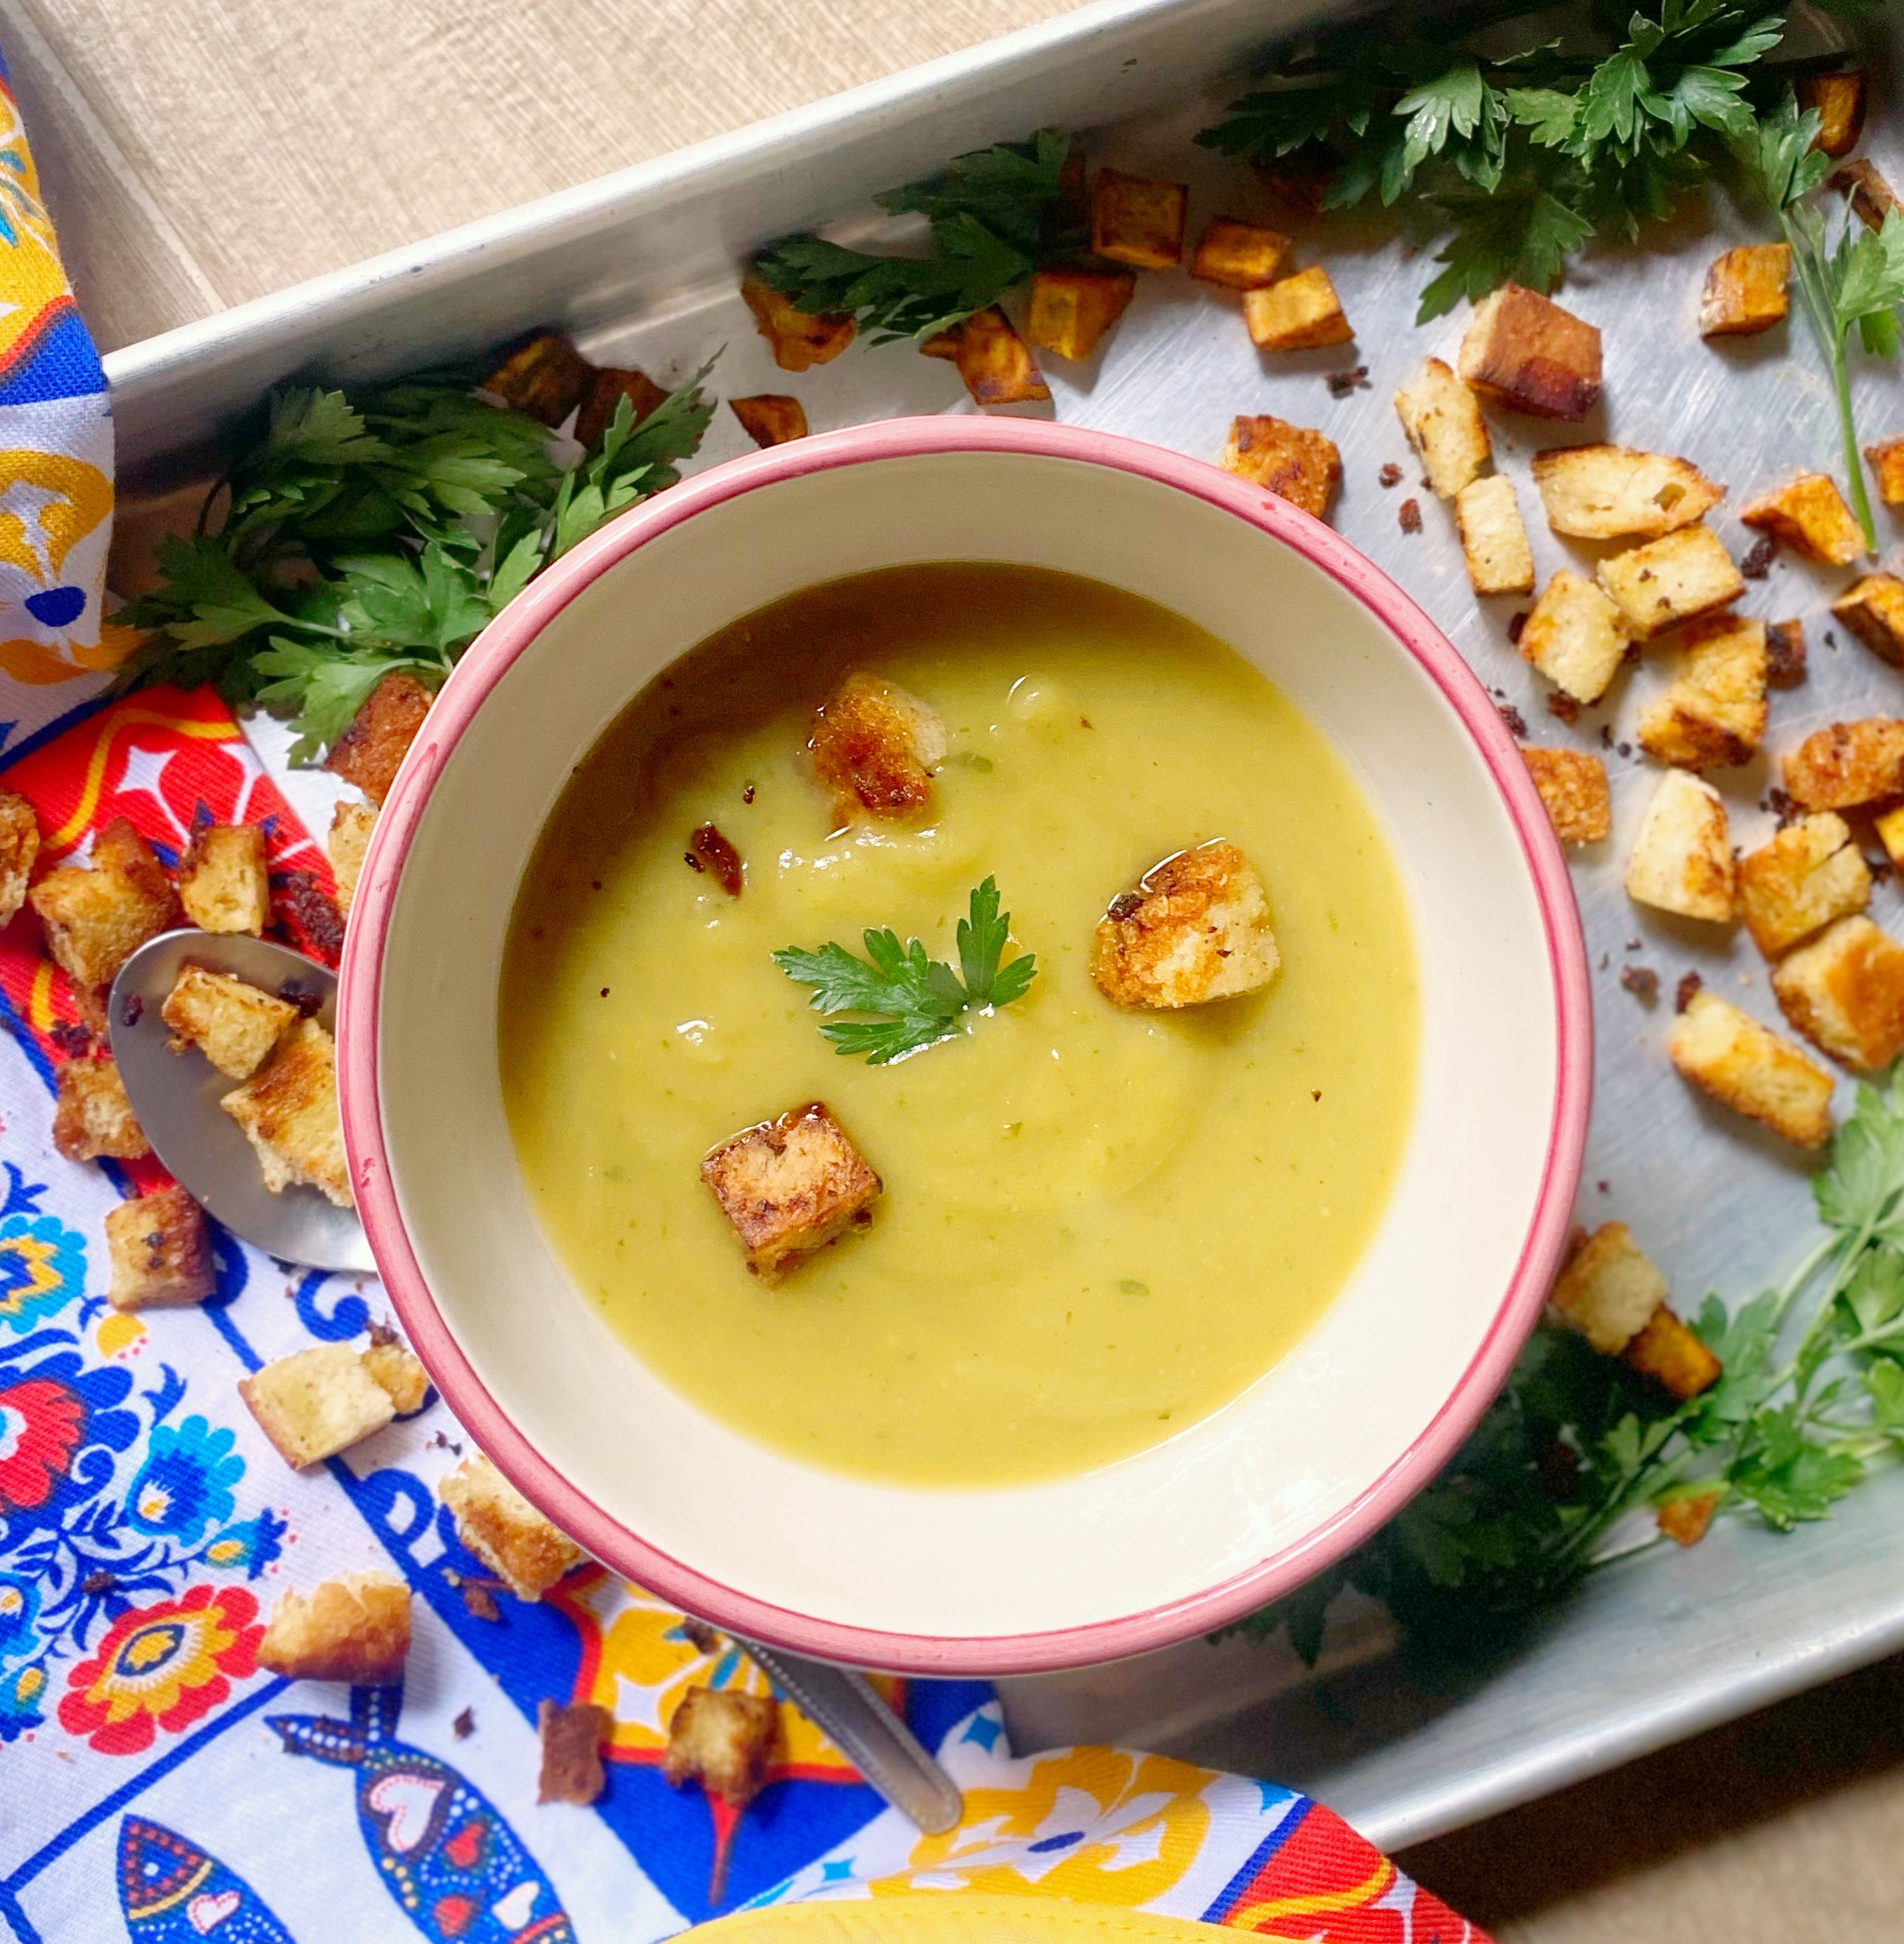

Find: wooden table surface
8;0;1899;1932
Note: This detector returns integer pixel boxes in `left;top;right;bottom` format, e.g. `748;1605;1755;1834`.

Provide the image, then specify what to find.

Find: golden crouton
729;395;808;448
701;1101;883;1278
1833;575;1904;668
327;800;375;915
1737;813;1870;959
362;1324;429;1415
30;817;182;995
1865;435;1904;508
162;964;296;1080
950;306;1050;406
665;1687;780;1807
239;1342;396;1469
1026;266;1136;362
1092;841;1280;1010
1740;473;1865;568
1624;1305;1721;1400
740;275;855;372
481;331;592;428
1597;525;1744;640
1550;1221;1666;1354
1833;159;1901;233
1519;569;1633;705
176;822;269;935
1658;1488;1721;1547
574;367;667;449
1531;445;1724;539
1771;916;1904;1072
220;1018;351;1208
1458;283;1601;420
1454;475;1535;595
1669;991;1835;1148
1800;71;1867;159
1242;266;1352;352
1521;747;1610;844
1784;719;1904;811
1189;217;1293;290
439;1452;587;1598
1636;614;1768;771
1697;243;1790;337
1091;167;1187;270
807;671;945;826
1393;357;1490;499
325;673;432;806
53;1058;151;1161
1878;805;1904;871
1220;415;1341;519
1767;618;1807;689
104;1187;215;1311
1624;770;1735;922
257;1572;412;1684
0;788;37;927
539;1699;612;1805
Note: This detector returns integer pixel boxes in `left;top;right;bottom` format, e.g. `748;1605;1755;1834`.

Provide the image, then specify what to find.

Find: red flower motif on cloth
0;1375;86;1514
58;1584;261;1754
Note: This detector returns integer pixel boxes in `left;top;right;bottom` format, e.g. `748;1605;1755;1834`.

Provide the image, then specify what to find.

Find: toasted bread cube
950;306;1050;406
1637;614;1768;771
574;367;667;449
162;963;297;1080
362;1325;429;1415
1669;991;1834;1148
1767;618;1807;690
1833;576;1904;669
1658;1488;1722;1546
1458;284;1601;420
1521;747;1610;844
1549;1221;1666;1355
1026;265;1136;362
176;822;269;935
1531;445;1724;539
1091;167;1187;270
1393;358;1490;499
1865;436;1904;508
665;1687;780;1807
30;817;181;994
1785;719;1904;811
53;1057;151;1161
325;673;431;806
1598;526;1744;639
220;1018;351;1208
1454;475;1534;595
0;788;38;927
538;1699;612;1805
740;275;855;372
1220;415;1341;519
257;1572;411;1683
239;1342;396;1469
1519;569;1632;705
481;332;592;427
327;800;375;915
1189;217;1293;290
1877;805;1904;870
729;394;808;448
701;1101;882;1278
438;1453;586;1598
1698;243;1790;337
1092;841;1279;1009
1800;71;1867;159
1737;813;1870;959
1243;266;1352;352
1741;473;1865;568
1623;1305;1721;1400
1772;916;1904;1072
1833;159;1901;233
104;1186;215;1311
1624;770;1735;922
808;671;945;826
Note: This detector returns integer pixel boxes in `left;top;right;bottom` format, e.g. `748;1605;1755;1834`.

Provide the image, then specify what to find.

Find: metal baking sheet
95;0;1904;1853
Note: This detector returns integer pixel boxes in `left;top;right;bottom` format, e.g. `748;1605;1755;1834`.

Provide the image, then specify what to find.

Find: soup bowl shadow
338;415;1590;1676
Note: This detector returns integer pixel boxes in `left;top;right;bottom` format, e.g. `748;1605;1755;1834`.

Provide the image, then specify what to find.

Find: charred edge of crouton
1799;70;1867;158
1738;813;1870;960
1741;473;1866;568
1091;840;1280;1009
439;1453;587;1599
1026;266;1136;362
1597;525;1744;640
219;1017;351;1207
362;1324;430;1415
328;800;376;915
1220;415;1342;520
178;821;270;935
1623;1305;1722;1400
1393;357;1490;499
53;1057;151;1162
239;1342;396;1470
0;787;38;927
1832;159;1900;234
324;673;433;806
1455;475;1535;595
700;1101;882;1278
1242;266;1352;353
1771;915;1904;1073
1519;570;1633;706
729;395;809;448
1784;719;1904;812
104;1186;214;1311
1189;217;1293;290
1697;243;1790;337
950;306;1050;406
1865;435;1904;509
1658;1488;1722;1547
538;1700;613;1805
1668;991;1835;1148
664;1687;780;1807
1531;445;1724;539
481;331;593;428
1636;615;1768;772
575;367;668;449
1767;619;1807;690
1833;576;1904;669
29;816;181;993
807;672;945;825
741;275;856;372
1457;283;1601;421
1521;747;1611;845
162;962;298;1081
1549;1221;1667;1355
1090;167;1188;270
257;1573;412;1684
1625;769;1736;923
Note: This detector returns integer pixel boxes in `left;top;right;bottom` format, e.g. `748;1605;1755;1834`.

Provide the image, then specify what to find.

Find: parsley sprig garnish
774;878;1038;1065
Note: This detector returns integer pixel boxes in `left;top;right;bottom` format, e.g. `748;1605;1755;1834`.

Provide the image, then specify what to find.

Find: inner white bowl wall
377;450;1556;1640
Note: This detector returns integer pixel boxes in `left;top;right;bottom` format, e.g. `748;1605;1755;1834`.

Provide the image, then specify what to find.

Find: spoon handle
740;1637;964;1834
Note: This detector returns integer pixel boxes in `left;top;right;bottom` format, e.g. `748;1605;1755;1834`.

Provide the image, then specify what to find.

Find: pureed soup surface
500;564;1418;1487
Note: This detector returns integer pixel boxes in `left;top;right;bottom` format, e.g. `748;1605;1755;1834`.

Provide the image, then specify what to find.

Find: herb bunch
1236;1068;1904;1664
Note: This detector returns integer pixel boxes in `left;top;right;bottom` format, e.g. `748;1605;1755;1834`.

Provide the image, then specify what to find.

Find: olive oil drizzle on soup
500;564;1418;1488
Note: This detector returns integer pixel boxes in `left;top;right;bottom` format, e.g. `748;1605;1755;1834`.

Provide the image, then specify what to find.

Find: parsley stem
1784;210;1879;555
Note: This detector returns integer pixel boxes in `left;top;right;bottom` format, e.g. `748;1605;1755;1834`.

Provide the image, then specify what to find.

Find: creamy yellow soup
500;564;1418;1487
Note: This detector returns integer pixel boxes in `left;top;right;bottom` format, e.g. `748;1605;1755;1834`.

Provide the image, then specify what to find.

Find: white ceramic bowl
339;417;1590;1674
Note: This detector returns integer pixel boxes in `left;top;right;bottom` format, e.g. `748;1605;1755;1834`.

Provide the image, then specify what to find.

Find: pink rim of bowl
339;414;1592;1676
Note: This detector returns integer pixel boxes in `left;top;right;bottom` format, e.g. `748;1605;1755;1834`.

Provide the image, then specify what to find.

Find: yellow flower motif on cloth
0;94;57;257
868;1748;1214;1908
